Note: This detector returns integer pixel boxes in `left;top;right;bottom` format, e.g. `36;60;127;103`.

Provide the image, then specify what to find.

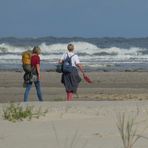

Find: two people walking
23;43;87;102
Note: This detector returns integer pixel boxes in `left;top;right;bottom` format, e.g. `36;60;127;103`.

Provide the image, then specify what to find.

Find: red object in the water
83;75;92;83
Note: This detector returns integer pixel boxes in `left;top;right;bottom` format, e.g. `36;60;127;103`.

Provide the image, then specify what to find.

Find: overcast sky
0;0;148;37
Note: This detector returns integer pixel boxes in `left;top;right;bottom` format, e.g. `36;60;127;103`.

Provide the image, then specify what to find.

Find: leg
69;91;73;101
24;82;32;102
66;91;73;101
34;81;43;101
66;91;70;101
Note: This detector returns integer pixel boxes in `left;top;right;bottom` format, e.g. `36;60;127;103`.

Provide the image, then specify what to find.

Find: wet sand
0;71;148;102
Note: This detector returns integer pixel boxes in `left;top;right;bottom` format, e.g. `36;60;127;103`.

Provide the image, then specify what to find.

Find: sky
0;0;148;38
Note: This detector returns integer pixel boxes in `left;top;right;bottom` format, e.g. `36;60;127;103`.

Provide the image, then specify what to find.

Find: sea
1;37;148;72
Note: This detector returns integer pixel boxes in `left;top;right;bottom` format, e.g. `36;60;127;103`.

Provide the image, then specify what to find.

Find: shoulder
73;54;78;57
72;54;79;59
63;52;68;57
72;54;80;64
61;53;67;59
31;54;40;61
32;54;39;58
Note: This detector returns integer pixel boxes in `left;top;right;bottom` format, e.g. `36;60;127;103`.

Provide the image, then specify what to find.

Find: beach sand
0;101;148;148
0;72;148;147
0;71;148;102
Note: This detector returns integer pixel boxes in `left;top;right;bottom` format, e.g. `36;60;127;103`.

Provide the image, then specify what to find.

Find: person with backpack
59;43;86;101
23;46;43;102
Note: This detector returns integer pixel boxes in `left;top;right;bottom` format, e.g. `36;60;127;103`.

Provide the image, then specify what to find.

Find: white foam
0;43;27;53
38;42;99;54
0;42;147;64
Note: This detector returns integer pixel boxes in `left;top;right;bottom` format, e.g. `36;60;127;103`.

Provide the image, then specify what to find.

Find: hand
38;74;40;80
83;73;86;77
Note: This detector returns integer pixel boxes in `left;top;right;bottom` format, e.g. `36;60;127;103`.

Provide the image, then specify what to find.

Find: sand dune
0;101;148;148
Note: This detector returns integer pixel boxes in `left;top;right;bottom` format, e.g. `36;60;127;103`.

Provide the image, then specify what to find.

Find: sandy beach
0;71;148;102
1;0;148;147
0;72;148;147
0;101;148;148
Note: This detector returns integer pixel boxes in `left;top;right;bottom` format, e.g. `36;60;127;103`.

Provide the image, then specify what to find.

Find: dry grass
116;112;146;148
51;123;87;148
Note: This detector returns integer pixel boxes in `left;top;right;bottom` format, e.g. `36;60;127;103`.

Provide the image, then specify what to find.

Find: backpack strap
66;53;75;59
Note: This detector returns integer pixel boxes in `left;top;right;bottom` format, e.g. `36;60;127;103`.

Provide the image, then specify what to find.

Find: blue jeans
24;81;43;102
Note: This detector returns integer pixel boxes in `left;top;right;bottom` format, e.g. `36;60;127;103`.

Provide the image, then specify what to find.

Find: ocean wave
0;37;148;71
0;42;146;55
0;41;148;67
0;43;27;53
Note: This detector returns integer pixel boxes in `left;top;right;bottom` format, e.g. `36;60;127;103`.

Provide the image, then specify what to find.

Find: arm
76;63;85;76
36;64;40;80
75;55;86;75
58;53;65;64
58;59;63;64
